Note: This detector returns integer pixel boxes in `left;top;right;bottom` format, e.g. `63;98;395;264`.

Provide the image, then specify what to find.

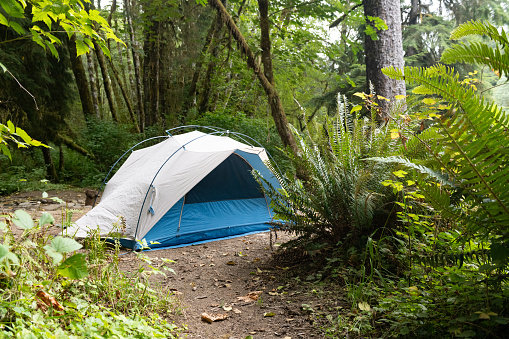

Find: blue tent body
72;129;281;250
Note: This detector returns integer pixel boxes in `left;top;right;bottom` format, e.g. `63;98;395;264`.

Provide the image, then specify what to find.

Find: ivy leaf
12;209;34;230
50;236;82;253
57;253;88;279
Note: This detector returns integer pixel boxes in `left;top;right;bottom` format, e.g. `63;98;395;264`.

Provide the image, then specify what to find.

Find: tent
70;128;281;250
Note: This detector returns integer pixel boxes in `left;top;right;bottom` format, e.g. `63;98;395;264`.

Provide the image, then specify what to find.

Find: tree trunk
41;146;58;182
209;0;299;157
86;51;101;118
67;35;95;119
185;14;218;113
363;0;406;118
94;41;119;122
108;58;141;132
142;19;161;127
125;0;145;131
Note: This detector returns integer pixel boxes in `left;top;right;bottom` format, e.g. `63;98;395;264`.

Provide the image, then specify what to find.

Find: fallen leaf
201;312;229;323
237;291;263;302
358;301;371;312
223;306;232;311
263;312;275;317
227;261;236;265
285;318;294;322
257;267;263;273
36;290;64;312
283;337;292;339
233;308;242;314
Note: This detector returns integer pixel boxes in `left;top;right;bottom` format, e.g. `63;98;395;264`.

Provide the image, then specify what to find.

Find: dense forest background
1;0;507;190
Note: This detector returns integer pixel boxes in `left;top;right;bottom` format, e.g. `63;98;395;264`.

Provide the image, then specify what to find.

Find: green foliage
257;95;399;248
0;121;47;160
382;20;509;270
0;205;183;337
442;21;509;78
0;0;122;59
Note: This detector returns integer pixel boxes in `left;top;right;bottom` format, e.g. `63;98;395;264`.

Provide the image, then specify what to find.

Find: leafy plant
0;205;183;337
380;20;509;271
256;94;399;249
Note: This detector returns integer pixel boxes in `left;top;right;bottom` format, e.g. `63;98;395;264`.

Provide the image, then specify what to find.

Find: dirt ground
0;190;335;339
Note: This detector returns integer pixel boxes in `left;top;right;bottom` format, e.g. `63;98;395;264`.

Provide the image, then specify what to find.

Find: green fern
382;20;509;267
255;95;399;247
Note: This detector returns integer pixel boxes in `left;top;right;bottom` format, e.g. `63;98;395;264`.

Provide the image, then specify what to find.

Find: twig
4;69;38;110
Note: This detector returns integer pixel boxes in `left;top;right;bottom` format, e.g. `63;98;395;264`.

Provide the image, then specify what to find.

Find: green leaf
50;236;82;253
350;105;362;113
0;244;9;261
74;39;89;57
0;0;25;18
0;144;12;160
8;21;25;35
0;12;8;26
12;209;34;230
57;254;88;279
38;212;54;227
44;245;63;265
46;41;59;59
7;121;15;133
14;127;32;144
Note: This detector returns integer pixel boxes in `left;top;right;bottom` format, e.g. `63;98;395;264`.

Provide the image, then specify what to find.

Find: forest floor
0;190;343;339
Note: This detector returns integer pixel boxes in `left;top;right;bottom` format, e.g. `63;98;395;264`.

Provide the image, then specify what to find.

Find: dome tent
70;127;281;250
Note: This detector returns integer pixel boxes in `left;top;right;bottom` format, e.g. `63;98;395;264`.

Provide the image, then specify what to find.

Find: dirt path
0;190;326;339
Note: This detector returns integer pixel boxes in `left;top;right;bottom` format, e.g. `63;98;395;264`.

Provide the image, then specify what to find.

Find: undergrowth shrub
257;95;401;251
0;205;183;338
320;20;509;339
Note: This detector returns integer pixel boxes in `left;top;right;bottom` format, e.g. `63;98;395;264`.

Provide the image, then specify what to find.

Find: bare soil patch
0;190;332;339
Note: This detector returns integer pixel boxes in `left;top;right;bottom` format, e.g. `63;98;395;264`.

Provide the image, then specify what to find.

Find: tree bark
125;0;145;131
186;13;218;113
209;0;299;157
41;146;58;182
363;0;406;118
108;59;141;132
94;41;119;122
198;12;224;114
142;19;161;127
86;51;101;118
67;35;95;119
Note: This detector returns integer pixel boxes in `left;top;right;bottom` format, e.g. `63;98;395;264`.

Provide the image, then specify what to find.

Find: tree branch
329;3;362;29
